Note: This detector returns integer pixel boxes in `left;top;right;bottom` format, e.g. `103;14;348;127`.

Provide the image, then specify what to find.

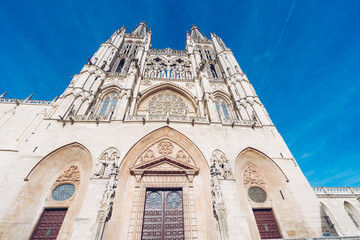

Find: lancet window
116;59;125;73
124;44;131;55
205;50;212;60
215;99;230;119
210;64;218;78
99;94;119;116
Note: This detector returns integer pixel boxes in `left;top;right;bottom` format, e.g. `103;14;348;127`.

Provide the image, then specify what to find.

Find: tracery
148;92;187;116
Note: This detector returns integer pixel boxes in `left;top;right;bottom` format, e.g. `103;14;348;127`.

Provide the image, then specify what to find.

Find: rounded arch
2;142;93;239
105;126;217;239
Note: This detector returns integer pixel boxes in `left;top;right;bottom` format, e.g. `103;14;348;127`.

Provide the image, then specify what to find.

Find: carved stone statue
210;149;233;180
93;165;118;240
210;165;229;240
94;160;107;177
94;147;121;178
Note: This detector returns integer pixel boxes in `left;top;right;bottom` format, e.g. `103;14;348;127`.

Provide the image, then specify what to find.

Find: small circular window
248;187;267;203
51;184;75;201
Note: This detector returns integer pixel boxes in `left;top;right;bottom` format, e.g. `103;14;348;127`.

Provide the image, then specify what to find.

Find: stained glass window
148;93;187;116
215;99;231;120
51;184;75;201
99;94;118;116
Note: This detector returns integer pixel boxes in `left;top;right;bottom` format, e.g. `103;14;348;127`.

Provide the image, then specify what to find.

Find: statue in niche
210;149;233;179
94;159;108;177
161;68;166;79
170;70;175;79
144;69;149;77
186;71;192;79
94;147;120;178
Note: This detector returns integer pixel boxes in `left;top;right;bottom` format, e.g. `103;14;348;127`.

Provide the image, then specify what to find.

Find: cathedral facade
0;22;359;240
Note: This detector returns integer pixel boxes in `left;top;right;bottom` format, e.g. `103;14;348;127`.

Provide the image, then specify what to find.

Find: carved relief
210;165;229;240
243;165;266;186
54;165;80;186
133;138;196;167
176;150;188;163
210;149;233;179
94;147;120;178
94;165;118;239
158;140;173;155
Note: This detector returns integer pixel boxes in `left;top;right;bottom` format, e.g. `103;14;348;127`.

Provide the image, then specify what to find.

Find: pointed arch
2;142;93;239
344;201;360;230
235;147;289;182
320;202;341;236
105;126;217;239
25;142;92;180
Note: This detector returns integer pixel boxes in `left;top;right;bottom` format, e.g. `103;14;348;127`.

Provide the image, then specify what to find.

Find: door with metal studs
142;189;184;240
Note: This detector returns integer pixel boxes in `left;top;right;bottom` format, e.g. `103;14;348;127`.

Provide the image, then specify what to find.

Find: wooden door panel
142;189;184;240
31;209;67;240
253;209;281;239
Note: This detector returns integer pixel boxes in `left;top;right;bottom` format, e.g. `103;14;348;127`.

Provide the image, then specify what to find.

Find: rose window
148;93;187;116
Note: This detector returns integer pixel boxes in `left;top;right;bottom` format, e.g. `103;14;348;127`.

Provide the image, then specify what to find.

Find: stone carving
210;149;233;179
143;149;155;162
243;165;265;186
93;165;118;240
94;147;120;178
157;140;173;155
142;79;152;86
210;166;229;240
176;150;188;163
133;138;196;167
54;165;80;186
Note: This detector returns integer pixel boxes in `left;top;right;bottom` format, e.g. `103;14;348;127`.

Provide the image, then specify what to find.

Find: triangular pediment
130;158;199;175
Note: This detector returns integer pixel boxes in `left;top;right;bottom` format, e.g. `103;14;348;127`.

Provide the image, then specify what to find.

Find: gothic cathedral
0;22;359;240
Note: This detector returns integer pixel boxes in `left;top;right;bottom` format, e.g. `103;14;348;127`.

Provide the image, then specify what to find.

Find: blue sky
0;0;359;187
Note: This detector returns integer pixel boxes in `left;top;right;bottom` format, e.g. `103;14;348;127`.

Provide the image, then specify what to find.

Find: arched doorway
104;126;217;240
0;143;93;239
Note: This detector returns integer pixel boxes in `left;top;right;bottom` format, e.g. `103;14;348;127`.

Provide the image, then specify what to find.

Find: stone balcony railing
65;114;111;123
0;98;52;105
313;187;360;198
126;114;209;124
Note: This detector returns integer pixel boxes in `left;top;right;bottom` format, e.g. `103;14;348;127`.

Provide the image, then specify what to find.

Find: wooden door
142;189;184;240
31;208;67;240
253;209;281;239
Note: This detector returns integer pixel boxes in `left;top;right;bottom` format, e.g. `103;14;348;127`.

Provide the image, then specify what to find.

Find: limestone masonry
0;22;359;240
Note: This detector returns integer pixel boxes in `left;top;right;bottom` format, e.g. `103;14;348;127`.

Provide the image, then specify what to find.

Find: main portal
141;189;184;240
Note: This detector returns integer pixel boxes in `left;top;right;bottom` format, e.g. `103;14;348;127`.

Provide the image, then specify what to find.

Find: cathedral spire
130;21;148;38
190;25;207;41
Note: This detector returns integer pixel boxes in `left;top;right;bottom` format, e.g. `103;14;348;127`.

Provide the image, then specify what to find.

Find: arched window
116;59;125;73
215;99;230;119
99;94;119;116
210;64;218;78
